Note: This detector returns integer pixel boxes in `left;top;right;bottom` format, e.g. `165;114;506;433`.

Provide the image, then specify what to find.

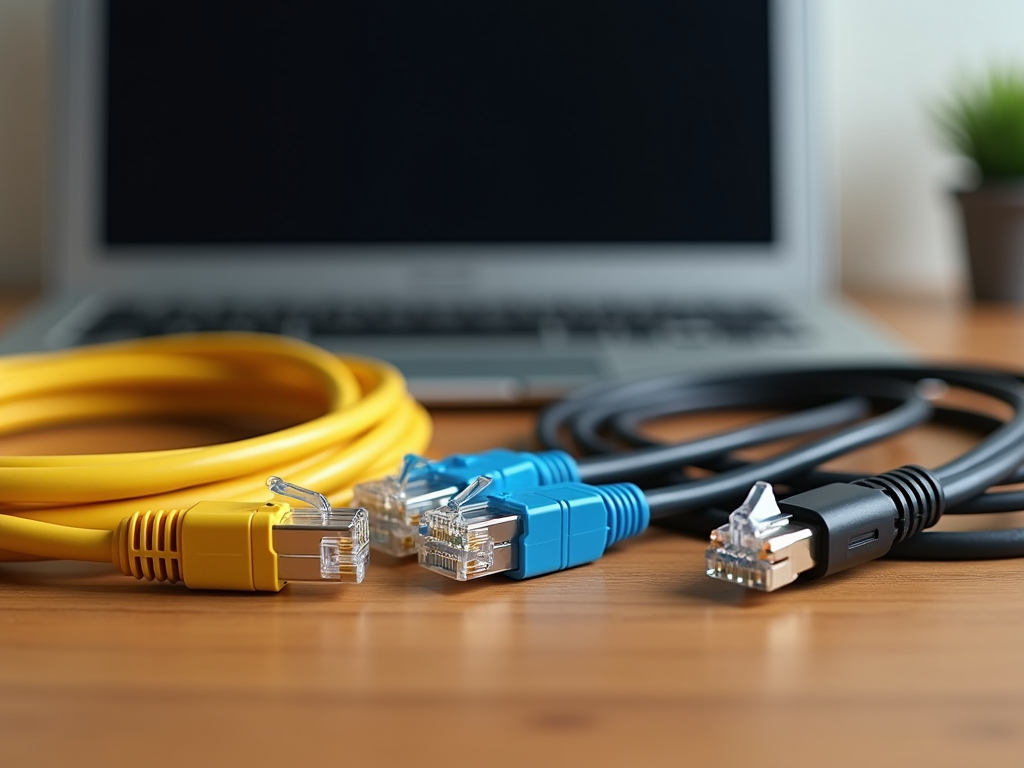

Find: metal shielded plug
353;449;581;558
267;476;370;584
705;481;817;592
706;466;944;592
418;476;519;580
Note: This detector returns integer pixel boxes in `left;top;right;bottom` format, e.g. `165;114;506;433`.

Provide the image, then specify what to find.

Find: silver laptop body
0;0;903;404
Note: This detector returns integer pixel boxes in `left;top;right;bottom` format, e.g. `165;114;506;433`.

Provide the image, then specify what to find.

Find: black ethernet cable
535;366;1024;590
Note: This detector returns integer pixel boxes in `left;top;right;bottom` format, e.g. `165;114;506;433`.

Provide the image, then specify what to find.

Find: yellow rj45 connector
110;477;370;591
0;477;370;592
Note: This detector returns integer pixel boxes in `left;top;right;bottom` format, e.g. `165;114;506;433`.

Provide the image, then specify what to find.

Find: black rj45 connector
706;465;944;591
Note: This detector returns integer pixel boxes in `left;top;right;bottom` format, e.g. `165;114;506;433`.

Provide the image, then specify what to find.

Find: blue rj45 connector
418;477;650;581
352;449;581;557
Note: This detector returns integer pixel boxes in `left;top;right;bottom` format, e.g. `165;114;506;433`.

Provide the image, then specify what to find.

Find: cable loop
0;332;431;562
538;365;1024;560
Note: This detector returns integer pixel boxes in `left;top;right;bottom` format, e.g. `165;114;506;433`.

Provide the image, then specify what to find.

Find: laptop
0;0;903;404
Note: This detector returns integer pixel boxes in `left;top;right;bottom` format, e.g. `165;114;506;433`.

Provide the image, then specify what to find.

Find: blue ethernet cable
416;475;650;581
352;449;581;556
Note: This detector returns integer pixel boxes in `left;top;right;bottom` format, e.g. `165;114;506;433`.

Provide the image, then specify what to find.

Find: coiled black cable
537;366;1024;560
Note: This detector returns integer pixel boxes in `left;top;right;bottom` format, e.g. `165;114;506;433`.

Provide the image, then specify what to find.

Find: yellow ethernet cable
0;333;431;590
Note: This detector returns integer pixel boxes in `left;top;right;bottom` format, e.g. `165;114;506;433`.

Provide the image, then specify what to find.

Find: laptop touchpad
389;356;601;404
391;356;600;378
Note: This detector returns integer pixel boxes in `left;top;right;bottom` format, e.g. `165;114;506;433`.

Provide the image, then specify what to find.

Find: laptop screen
103;0;772;247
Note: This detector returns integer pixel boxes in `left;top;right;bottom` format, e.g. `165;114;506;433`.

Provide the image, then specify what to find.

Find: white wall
0;0;50;289
824;0;1024;298
2;1;1024;296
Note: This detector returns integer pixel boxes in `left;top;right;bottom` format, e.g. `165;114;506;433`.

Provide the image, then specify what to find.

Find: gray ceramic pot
957;183;1024;302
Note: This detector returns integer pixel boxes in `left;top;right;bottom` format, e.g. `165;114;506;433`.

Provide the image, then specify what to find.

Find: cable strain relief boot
598;483;651;548
113;509;185;583
852;464;944;543
533;450;584;485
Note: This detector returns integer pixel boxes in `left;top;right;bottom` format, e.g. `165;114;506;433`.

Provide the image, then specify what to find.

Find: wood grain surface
3;295;1024;768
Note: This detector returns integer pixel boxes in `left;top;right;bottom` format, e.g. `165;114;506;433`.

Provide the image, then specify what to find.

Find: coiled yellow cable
0;332;431;563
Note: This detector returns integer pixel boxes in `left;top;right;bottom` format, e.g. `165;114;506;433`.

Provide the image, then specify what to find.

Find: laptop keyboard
75;302;806;346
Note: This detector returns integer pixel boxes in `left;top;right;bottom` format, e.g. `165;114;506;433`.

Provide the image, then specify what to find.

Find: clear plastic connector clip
267;476;370;584
705;481;817;592
418;475;519;581
353;456;462;557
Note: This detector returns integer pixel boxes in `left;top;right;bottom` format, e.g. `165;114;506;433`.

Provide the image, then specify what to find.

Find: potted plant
937;68;1024;302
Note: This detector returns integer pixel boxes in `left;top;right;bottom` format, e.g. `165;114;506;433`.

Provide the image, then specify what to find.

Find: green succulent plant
936;68;1024;179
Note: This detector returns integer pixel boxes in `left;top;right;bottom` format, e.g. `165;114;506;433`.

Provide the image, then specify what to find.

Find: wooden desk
3;296;1024;768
